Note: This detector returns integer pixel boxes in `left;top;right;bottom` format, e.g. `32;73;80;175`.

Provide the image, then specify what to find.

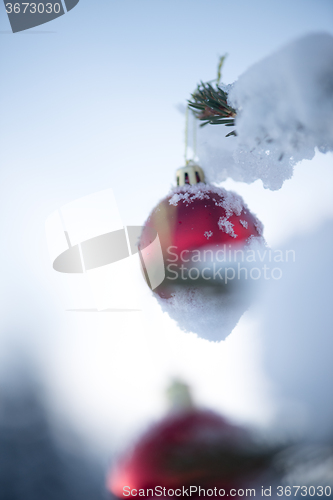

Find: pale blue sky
1;0;332;218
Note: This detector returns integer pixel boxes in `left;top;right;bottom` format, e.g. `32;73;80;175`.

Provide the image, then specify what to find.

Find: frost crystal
254;218;264;237
218;217;237;238
204;231;213;239
168;184;246;217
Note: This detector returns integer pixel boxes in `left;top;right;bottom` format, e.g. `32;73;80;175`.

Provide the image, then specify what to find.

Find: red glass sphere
139;183;263;298
108;409;271;499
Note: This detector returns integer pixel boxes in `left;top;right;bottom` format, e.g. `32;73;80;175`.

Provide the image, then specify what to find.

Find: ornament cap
166;379;194;413
176;161;205;186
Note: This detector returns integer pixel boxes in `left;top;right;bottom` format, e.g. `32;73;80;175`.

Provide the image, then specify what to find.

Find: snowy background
0;0;333;495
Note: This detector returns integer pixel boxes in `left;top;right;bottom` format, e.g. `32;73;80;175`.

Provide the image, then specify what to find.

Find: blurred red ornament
108;382;274;499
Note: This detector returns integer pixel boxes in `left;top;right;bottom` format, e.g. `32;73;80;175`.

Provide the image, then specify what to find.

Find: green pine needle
188;56;237;137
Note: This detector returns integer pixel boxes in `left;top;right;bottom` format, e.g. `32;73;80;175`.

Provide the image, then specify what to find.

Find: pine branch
188;82;237;136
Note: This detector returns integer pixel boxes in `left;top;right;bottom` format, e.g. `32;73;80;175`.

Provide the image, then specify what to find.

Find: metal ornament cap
176;161;205;186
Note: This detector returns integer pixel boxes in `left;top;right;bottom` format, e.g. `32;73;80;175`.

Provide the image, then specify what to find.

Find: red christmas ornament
139;162;263;299
107;382;274;499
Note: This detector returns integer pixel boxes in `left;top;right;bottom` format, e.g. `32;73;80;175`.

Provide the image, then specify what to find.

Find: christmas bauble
140;163;263;298
138;163;264;340
108;386;274;499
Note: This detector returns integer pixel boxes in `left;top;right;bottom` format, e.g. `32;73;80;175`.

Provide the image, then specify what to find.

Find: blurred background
0;0;333;497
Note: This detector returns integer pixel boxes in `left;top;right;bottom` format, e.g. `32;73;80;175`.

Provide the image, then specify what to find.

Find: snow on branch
196;33;333;190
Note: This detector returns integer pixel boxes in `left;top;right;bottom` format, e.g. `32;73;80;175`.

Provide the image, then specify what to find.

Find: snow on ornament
139;162;265;341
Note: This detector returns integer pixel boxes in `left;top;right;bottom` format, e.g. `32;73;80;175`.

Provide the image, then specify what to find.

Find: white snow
156;285;251;342
168;183;249;218
204;231;213;239
196;33;333;190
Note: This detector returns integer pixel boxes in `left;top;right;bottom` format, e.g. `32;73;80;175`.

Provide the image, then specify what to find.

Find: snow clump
197;33;333;190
